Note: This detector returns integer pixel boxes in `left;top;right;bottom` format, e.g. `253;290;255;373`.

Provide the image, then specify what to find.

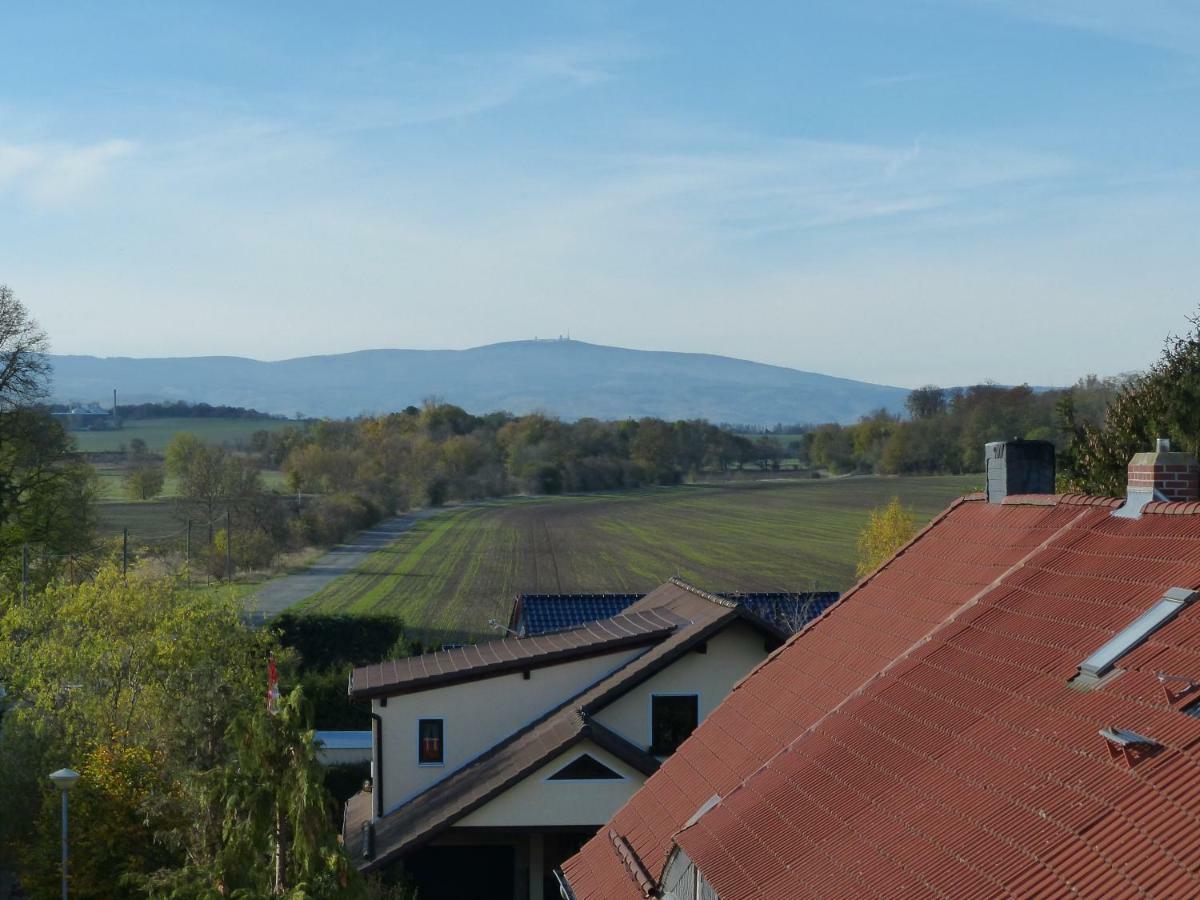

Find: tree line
785;376;1124;478
49;399;286;421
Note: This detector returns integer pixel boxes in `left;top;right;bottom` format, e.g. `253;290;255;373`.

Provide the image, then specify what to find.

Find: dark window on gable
651;694;699;756
418;719;443;764
547;753;623;781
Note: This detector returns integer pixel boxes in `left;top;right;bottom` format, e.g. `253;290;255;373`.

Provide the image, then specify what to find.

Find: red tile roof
562;493;1200;899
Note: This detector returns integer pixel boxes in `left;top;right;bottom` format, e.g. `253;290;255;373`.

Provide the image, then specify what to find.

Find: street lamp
48;768;80;900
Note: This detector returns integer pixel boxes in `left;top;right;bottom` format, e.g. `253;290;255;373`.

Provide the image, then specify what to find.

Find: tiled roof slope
349;607;685;699
348;581;789;870
563;493;1200;899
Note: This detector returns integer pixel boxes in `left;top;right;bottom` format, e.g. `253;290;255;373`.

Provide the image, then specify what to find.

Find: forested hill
48;340;908;425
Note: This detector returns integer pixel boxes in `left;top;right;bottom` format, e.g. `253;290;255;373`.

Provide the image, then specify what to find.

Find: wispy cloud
0;139;136;208
575;134;1074;240
282;41;646;134
956;0;1200;54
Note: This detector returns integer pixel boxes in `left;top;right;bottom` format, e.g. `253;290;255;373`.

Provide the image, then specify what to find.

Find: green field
298;475;980;640
70;417;298;453
93;464;287;503
96;501;187;538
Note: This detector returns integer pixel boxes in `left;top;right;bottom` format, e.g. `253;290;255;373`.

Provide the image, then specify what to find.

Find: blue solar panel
513;594;644;635
726;592;842;634
511;590;840;636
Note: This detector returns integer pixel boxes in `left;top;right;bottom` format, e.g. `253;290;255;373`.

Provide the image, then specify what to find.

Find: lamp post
48;768;80;900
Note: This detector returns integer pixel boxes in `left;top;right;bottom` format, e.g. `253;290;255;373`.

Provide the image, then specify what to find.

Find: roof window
1078;588;1198;681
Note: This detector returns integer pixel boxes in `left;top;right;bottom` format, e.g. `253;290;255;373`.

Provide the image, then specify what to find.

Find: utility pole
225;509;232;582
122;528;128;578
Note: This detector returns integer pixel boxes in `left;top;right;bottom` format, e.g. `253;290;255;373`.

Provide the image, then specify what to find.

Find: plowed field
299;475;979;641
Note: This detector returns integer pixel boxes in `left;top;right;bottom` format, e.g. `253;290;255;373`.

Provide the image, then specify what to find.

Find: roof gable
347;579;766;869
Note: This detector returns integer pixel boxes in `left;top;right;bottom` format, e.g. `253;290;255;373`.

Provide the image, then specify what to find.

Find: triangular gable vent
547;753;623;781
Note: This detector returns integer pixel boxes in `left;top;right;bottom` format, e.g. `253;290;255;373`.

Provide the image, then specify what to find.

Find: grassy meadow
81;418;294;535
298;475;980;640
70;417;296;453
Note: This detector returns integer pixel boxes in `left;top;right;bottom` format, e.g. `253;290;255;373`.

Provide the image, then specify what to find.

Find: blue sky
1;1;1198;387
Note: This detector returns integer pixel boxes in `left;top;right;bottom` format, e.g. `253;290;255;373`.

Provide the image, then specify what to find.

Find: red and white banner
267;655;280;715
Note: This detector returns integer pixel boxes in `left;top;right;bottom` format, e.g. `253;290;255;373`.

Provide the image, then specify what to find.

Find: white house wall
592;620;765;752
456;740;645;828
374;645;648;812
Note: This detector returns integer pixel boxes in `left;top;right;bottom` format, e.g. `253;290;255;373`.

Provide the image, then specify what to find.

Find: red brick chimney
1128;439;1200;503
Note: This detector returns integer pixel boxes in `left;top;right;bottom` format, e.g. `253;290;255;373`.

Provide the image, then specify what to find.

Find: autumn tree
1061;310;1200;495
855;497;917;578
125;462;166;500
905;385;946;420
0;286;96;585
0;283;50;409
0;563;360;898
165;433;269;561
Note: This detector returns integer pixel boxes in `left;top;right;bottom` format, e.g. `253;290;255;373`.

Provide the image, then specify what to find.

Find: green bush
274;612;407;670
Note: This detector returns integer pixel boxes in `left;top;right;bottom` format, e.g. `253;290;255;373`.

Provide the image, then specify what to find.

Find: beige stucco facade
373;645;648;812
592;620;766;752
456;740;645;828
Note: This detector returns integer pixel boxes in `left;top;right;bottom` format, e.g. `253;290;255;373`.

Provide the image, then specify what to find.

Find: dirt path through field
247;507;451;618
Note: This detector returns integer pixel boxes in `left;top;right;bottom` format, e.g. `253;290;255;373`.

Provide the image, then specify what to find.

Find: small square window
651;695;699;756
418;719;444;764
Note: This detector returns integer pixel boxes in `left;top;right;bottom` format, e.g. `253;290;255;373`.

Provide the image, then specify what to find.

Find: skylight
1079;588;1198;679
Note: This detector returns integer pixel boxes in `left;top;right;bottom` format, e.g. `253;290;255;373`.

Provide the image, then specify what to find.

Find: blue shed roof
314;730;373;750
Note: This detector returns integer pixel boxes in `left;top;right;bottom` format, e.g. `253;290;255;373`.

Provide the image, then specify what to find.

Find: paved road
247;508;447;619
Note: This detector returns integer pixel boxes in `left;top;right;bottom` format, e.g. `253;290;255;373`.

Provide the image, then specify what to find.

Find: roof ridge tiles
1000;493;1125;509
1143;500;1200;516
667;576;738;608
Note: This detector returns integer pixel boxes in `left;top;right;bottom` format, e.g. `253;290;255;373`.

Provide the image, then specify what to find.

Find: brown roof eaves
350;608;686;700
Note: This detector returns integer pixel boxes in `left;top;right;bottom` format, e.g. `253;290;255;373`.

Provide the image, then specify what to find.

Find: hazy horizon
4;2;1198;387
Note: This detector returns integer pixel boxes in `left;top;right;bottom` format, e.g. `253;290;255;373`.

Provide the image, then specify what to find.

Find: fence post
122;528;128;578
225;509;232;582
21;543;28;602
185;519;191;583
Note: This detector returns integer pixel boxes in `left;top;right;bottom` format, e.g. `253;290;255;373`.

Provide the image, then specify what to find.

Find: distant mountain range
48;340;911;425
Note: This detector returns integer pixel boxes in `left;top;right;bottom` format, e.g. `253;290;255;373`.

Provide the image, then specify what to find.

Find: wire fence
12;505;269;600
